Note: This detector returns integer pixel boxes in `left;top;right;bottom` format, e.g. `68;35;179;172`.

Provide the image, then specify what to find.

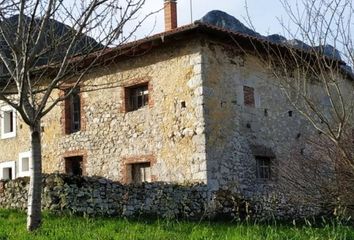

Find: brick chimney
164;0;177;31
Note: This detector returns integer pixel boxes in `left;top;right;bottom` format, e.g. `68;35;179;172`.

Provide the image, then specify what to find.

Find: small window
21;157;29;172
18;151;31;177
1;105;16;139
125;83;149;111
64;89;81;134
243;86;255;107
0;161;16;180
2;167;13;180
256;156;271;180
131;162;151;183
65;156;83;176
4;111;14;133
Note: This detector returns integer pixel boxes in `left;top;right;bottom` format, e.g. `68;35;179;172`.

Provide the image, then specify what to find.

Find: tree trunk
27;120;42;231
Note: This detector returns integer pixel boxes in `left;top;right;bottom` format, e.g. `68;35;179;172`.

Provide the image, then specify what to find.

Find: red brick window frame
120;78;153;113
63;150;87;176
60;87;86;135
243;86;255;107
120;154;157;184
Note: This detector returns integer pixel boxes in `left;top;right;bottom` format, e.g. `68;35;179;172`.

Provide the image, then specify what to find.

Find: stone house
0;0;353;209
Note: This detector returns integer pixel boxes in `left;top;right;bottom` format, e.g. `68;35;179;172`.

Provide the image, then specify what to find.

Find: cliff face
200;10;261;38
0;14;102;78
200;10;343;62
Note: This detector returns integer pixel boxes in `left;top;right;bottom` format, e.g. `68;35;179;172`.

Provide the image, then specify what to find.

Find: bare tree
276;0;353;163
243;0;353;215
0;0;154;231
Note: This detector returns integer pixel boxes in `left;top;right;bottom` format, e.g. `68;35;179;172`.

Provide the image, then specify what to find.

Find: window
121;154;156;184
18;151;31;177
21;157;29;172
0;161;16;180
1;105;16;139
243;86;255;107
64;89;81;134
256;156;271;180
131;162;151;184
2;168;13;180
125;83;149;111
65;156;83;176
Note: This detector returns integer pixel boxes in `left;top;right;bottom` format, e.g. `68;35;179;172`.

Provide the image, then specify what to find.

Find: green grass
0;209;353;240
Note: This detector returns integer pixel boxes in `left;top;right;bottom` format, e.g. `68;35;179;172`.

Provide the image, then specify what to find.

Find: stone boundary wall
0;174;324;220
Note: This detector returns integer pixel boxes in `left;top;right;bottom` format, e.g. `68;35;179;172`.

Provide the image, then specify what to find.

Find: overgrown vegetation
0;209;353;240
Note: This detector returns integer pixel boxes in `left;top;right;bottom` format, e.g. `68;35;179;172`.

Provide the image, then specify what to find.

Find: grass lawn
0;209;353;240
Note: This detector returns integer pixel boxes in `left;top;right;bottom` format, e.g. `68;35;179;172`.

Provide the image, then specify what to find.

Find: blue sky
131;0;298;39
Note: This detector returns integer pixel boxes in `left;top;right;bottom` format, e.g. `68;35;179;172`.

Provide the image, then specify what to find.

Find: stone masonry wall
0;174;326;220
201;39;352;208
0;39;207;183
0;174;208;219
202;41;310;192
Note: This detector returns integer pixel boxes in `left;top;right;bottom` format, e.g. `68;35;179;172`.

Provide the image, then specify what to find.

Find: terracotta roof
3;20;351;83
65;20;352;83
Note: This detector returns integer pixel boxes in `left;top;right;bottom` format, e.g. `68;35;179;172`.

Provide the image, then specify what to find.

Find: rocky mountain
0;15;103;70
200;10;261;38
200;10;343;62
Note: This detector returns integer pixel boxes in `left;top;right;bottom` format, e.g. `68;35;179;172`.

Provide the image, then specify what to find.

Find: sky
130;0;297;39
